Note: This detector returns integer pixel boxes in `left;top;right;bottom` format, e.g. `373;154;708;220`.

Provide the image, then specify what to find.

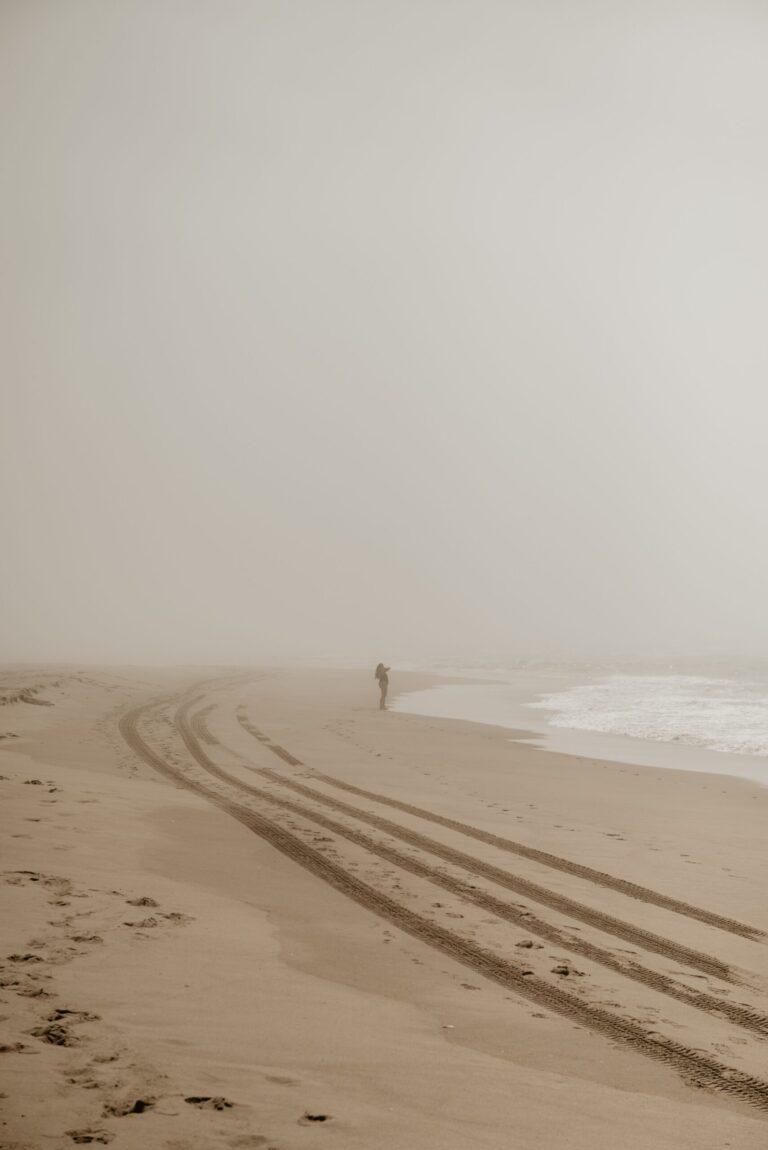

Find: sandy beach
6;2;768;1145
2;666;768;1149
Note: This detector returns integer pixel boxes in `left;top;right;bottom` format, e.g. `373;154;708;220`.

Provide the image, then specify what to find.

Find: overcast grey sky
2;1;767;664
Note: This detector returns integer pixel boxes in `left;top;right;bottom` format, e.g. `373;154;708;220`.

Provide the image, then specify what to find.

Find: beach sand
1;666;767;1149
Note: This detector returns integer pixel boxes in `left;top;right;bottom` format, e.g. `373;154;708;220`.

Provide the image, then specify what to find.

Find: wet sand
1;667;767;1148
391;672;768;786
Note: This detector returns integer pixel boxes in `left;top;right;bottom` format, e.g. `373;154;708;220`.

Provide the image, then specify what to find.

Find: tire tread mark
236;710;762;942
221;712;735;980
188;714;768;1036
119;699;768;1115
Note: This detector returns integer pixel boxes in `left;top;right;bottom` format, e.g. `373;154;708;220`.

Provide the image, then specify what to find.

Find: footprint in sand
66;1066;103;1089
30;1021;80;1046
185;1095;234;1110
16;982;54;999
48;1007;101;1024
103;1097;156;1116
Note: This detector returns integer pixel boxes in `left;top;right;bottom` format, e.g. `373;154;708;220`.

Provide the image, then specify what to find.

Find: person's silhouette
374;663;390;710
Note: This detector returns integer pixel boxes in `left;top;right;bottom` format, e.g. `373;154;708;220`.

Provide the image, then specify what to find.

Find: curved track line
118;696;768;1114
236;709;763;942
190;711;768;1037
252;764;736;980
198;708;734;980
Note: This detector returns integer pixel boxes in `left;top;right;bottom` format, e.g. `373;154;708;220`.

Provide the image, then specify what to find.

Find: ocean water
391;665;768;781
529;675;768;758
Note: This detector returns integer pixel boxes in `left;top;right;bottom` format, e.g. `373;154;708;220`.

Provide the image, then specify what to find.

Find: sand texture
1;667;767;1149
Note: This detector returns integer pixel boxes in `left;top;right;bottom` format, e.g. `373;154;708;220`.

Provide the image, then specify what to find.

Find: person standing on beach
375;663;390;710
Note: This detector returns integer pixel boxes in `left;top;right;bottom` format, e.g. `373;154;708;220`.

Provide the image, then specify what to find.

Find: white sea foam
529;675;768;758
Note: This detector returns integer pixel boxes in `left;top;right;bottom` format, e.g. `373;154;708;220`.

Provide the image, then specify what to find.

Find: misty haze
2;4;768;1148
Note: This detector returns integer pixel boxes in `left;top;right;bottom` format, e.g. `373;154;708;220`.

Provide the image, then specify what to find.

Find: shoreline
1;666;767;1148
390;671;768;788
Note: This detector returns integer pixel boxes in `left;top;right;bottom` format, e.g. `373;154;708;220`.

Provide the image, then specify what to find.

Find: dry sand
1;666;767;1149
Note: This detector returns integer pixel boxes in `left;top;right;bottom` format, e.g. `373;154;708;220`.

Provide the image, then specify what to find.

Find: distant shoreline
391;670;768;788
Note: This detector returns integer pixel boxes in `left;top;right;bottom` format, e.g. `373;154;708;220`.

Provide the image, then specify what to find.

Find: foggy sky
3;1;768;665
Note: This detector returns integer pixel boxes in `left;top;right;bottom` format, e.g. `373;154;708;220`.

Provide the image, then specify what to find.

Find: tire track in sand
201;708;735;980
191;708;768;1038
235;710;762;942
118;695;768;1114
